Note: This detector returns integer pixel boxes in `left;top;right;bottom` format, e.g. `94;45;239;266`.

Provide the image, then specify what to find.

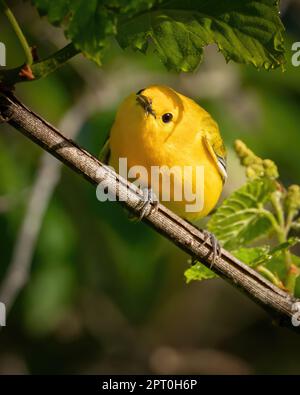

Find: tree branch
0;92;299;332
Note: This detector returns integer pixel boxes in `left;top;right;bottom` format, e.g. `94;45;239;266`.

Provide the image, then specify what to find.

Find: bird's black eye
162;113;173;123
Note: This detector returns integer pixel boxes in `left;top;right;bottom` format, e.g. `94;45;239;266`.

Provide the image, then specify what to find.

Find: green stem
284;249;293;272
0;43;80;85
0;0;33;65
270;192;297;287
30;43;79;80
256;205;295;275
270;192;285;237
258;205;295;278
285;209;297;236
257;265;285;289
259;205;282;236
286;263;300;293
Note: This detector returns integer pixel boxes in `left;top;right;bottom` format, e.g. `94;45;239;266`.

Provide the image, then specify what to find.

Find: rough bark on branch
0;92;299;332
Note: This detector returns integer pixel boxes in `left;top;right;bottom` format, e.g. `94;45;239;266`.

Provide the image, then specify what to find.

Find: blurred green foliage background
0;0;300;374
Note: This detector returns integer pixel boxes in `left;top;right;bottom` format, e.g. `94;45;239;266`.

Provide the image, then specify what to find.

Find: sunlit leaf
32;0;117;65
233;237;300;268
233;246;269;266
117;0;285;72
32;0;285;71
184;262;217;283
208;178;277;250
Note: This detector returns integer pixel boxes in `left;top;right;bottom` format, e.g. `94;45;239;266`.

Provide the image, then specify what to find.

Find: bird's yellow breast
109;85;225;220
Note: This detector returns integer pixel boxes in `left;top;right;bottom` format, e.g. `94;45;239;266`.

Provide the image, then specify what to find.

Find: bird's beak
136;93;156;118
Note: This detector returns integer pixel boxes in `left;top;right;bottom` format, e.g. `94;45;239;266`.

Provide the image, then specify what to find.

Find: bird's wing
203;134;227;182
99;137;111;164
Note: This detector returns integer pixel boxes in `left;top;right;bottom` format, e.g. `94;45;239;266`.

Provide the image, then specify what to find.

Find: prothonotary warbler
100;85;227;261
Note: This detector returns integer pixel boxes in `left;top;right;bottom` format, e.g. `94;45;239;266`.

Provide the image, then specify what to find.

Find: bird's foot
190;230;222;267
135;187;159;220
202;230;222;267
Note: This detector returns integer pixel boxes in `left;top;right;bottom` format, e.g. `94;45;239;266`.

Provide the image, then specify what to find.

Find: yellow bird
100;85;226;225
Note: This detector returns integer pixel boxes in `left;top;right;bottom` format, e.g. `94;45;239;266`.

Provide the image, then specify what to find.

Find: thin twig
0;92;299;332
0;0;33;65
0;43;79;85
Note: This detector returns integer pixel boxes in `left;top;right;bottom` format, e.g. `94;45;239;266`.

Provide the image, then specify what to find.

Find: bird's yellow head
114;85;193;146
111;84;225;165
135;85;183;132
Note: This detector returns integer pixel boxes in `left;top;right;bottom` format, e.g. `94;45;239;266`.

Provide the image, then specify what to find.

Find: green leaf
258;250;299;287
233;238;300;268
32;0;117;66
67;1;117;66
117;0;285;72
105;0;157;15
207;178;277;250
264;238;300;259
264;254;287;282
32;0;285;71
233;246;269;266
184;262;217;283
184;231;299;286
30;0;70;25
261;251;300;284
